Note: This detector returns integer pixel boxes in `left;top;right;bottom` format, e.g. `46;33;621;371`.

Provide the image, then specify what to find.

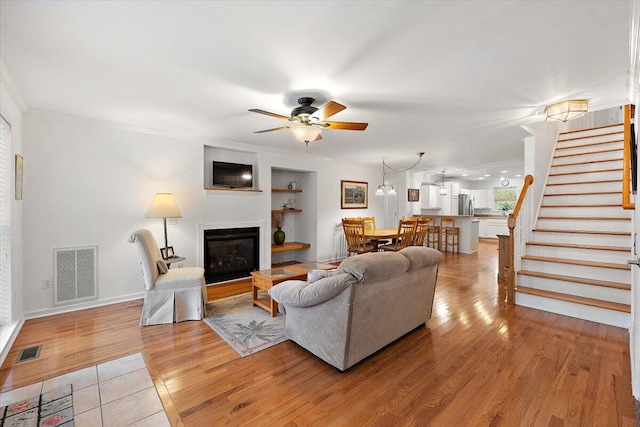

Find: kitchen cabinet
420;184;441;209
479;218;509;238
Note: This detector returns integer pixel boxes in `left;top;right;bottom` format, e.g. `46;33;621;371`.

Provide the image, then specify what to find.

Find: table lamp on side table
145;193;182;259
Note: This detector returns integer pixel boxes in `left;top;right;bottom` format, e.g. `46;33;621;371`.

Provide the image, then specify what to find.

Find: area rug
204;292;287;357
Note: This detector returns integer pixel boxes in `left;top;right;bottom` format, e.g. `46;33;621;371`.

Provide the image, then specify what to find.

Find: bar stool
439;216;459;253
424;216;440;250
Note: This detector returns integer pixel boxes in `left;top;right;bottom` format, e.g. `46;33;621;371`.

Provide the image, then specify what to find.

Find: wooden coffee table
251;262;335;316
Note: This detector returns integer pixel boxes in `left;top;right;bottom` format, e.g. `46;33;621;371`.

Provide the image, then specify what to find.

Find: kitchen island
413;214;479;254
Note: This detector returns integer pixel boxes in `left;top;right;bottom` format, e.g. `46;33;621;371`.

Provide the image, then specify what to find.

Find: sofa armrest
269;273;356;307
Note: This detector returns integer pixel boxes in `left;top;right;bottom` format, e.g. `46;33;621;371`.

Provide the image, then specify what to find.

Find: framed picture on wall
408;188;419;202
341;180;368;209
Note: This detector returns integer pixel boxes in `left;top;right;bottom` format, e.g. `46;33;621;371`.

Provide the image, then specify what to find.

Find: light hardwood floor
0;241;636;426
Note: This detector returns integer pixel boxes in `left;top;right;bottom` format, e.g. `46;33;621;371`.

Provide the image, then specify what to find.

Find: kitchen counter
413;214;479;254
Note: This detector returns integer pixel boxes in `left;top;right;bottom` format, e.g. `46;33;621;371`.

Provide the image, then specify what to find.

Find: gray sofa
268;246;444;370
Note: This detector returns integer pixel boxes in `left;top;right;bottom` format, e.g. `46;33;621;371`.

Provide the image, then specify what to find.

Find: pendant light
375;152;425;196
439;170;448;196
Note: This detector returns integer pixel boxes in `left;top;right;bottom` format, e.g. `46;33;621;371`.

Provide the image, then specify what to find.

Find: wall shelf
272;188;302;193
271;242;311;253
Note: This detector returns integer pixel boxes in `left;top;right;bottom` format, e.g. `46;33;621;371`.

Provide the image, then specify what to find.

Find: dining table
363;228;399;248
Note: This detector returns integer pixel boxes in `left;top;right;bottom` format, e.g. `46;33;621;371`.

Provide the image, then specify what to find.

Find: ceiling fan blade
311;101;346;121
254;126;291;133
249;109;291;121
323;121;369;131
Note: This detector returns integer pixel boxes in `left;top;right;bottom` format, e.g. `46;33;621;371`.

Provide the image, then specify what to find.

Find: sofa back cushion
399;246;444;271
337;251;410;282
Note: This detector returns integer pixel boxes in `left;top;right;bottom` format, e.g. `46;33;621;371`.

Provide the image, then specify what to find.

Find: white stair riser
550;160;623;175
520;259;630;283
538;206;627;216
525;244;630;264
557;131;624;146
515;292;630;328
545;182;622;194
530;230;631;247
553;150;623;164
542;193;621;205
547;170;622;184
555;141;623;157
535;218;630;232
517;274;630;304
558;126;624;140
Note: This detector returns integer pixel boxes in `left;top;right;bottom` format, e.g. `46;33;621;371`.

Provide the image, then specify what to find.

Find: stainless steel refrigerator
458;193;474;216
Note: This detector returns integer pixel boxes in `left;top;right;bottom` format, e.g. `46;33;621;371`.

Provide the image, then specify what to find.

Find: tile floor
0;353;170;427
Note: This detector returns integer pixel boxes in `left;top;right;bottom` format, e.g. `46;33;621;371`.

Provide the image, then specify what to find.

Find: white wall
0;63;27;359
21;110;383;317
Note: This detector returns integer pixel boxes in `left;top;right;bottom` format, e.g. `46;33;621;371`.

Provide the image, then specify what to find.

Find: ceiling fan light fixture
290;124;321;143
545;99;588;122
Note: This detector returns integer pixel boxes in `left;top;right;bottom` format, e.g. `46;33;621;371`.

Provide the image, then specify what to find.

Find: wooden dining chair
412;217;430;246
342;218;376;256
362;216;390;247
380;219;417;252
440;216;459;253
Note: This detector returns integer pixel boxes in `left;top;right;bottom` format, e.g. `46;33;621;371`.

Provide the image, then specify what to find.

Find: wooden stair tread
516;286;631;313
518;270;630;290
537;216;630;221
540;204;620;208
554;147;622;159
521;255;630;270
546;179;621;186
552;158;623;167
556;139;623;149
543;191;618;196
533;228;630;236
526;241;631;252
549;168;622;177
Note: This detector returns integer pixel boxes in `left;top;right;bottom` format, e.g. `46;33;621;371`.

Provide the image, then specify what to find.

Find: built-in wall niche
203;146;261;192
271;168;317;265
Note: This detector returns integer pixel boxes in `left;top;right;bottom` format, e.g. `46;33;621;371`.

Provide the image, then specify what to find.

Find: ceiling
0;1;631;181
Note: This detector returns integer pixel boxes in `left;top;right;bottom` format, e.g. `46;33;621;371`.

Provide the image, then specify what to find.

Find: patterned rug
1;384;73;426
203;293;287;357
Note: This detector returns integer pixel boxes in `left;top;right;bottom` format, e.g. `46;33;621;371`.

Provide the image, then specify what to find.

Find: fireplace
203;227;259;284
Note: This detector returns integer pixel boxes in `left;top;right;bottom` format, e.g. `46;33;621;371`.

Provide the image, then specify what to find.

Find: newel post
506;214;516;304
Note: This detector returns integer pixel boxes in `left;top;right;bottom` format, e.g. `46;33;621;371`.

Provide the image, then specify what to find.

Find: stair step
516;286;630;313
526;241;630;252
538;216;630;221
558;123;623;137
543;191;618;196
533;228;630;236
521;255;630;270
549;167;622;177
540;204;620;208
556;139;623;151
518;269;630;290
554;147;622;160
546;179;621;186
551;158;623;168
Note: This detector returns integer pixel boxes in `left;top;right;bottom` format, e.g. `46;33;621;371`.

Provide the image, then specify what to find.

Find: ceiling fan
249;97;368;147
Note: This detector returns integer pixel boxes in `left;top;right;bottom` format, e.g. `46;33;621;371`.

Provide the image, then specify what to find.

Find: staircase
515;123;632;328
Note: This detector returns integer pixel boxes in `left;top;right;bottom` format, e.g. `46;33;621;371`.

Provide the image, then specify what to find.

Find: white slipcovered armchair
128;229;207;326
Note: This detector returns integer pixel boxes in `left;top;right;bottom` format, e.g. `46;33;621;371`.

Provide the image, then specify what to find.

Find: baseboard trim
24;292;145;320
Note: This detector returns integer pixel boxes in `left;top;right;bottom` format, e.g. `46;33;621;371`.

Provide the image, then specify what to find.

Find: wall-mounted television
212;161;253;188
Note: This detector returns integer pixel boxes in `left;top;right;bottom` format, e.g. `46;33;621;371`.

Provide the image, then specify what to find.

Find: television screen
212;161;253;188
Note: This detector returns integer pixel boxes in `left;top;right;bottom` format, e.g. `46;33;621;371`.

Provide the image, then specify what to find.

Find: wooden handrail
622;104;635;209
505;174;534;304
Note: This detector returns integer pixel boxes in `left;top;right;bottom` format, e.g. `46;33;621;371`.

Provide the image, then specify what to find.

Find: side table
165;256;185;269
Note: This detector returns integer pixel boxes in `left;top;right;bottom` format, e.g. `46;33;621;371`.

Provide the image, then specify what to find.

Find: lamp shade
290;125;322;143
145;193;182;218
545;99;588;122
